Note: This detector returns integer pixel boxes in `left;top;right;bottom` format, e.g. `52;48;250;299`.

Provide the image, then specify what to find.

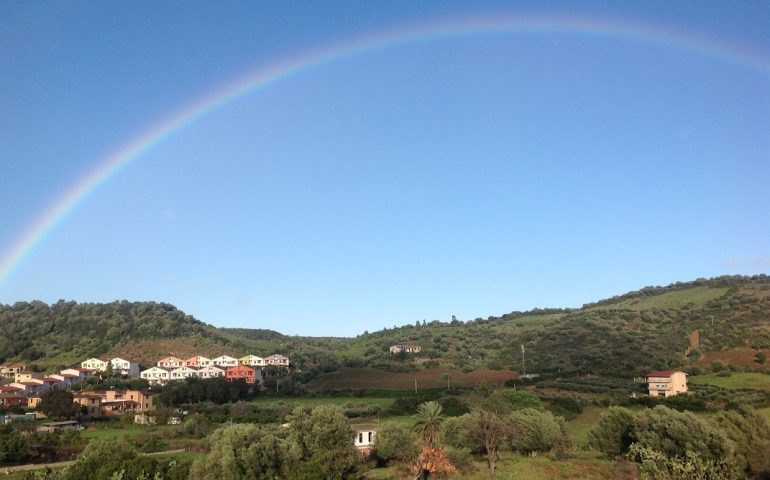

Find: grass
252;395;396;409
689;372;770;391
592;286;728;311
363;452;629;479
80;424;176;440
758;407;770;424
147;450;206;462
308;367;518;391
566;406;602;448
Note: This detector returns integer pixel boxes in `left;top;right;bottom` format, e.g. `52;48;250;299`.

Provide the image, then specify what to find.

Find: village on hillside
0;352;290;426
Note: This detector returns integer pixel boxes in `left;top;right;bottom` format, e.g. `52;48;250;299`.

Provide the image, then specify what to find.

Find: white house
81;358;108;371
197;365;226;379
212;355;239;368
170;366;199;380
140;367;171;385
110;358;140;377
60;368;94;382
239;355;264;367
264;354;290;367
156;357;183;369
389;344;422;355
184;356;212;368
352;424;378;456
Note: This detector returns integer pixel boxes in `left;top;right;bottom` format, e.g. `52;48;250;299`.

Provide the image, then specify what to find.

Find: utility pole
521;344;526;378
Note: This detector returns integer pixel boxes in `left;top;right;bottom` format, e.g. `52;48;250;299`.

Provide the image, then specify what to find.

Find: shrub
372;423;419;465
588;406;636;457
509;408;572;454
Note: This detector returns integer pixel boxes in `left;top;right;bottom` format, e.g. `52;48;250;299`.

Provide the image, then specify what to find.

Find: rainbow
1;14;768;290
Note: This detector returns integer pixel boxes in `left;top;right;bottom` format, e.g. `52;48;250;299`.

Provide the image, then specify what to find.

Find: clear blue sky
1;1;769;336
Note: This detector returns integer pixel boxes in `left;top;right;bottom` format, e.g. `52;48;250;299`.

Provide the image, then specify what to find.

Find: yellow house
646;370;688;397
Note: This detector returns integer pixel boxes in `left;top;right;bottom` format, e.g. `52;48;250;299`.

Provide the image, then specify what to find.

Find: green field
566;407;602;448
758;407;770;424
81;424;176;440
594;286;728;311
689;372;770;391
364;452;626;480
252;395;396;409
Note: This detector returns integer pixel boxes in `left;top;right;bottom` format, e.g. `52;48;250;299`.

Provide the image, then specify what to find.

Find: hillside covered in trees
1;275;768;379
0;301;235;369
340;275;770;377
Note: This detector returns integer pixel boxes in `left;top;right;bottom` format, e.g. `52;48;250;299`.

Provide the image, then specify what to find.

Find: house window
358;433;363;443
368;432;372;442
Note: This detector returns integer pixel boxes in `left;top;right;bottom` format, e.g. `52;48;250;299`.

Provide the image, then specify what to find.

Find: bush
444;446;474;471
588;406;636;457
546;396;584;420
509;408;572;454
632;406;735;468
372;423;419;465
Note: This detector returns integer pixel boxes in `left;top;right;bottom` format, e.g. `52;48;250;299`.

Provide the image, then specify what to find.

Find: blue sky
1;1;769;336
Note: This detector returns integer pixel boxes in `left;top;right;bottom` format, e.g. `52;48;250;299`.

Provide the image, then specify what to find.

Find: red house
225;365;258;384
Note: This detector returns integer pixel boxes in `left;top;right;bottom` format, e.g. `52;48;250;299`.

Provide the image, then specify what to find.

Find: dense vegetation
0;301;218;364
2;275;768;381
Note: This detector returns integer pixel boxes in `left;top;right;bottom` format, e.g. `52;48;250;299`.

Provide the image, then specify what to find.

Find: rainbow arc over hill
1;14;768;290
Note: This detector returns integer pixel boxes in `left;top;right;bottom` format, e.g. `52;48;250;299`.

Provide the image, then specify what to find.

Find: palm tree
413;401;444;447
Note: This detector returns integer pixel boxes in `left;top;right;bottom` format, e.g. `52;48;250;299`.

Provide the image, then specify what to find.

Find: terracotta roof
647;370;677;377
74;393;103;399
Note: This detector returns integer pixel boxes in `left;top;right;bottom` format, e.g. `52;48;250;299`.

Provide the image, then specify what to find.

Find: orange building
225;365;259;384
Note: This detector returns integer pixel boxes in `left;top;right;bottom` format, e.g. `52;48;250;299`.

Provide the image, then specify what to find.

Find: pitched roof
647;370;678;377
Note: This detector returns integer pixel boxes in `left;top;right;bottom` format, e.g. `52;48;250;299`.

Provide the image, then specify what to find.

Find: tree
38;388;78;420
410;447;456;479
373;423;419;465
509;408;572;454
588;406;636;457
0;426;28;465
632;406;734;466
441;373;451;390
755;351;766;364
413;401;445;448
627;443;734;480
63;437;138;480
464;409;509;477
286;405;359;479
711;406;770;476
189;424;288;480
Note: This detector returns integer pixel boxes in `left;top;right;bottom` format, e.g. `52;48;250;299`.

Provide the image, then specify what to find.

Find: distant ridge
1;275;768;378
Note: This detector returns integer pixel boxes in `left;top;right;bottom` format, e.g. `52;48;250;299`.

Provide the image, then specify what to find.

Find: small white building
184;356;212;368
239;355;264;367
60;368;94;382
157;357;184;369
212;355;239;368
197;365;226;379
110;358;140;377
170;365;199;380
140;367;171;385
264;354;290;367
81;358;109;371
352;424;378;456
389;344;421;355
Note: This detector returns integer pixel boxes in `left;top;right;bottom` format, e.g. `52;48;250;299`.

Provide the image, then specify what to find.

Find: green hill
1;275;768;378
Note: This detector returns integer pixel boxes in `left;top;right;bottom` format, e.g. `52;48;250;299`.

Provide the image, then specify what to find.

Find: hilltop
1;275;768;379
